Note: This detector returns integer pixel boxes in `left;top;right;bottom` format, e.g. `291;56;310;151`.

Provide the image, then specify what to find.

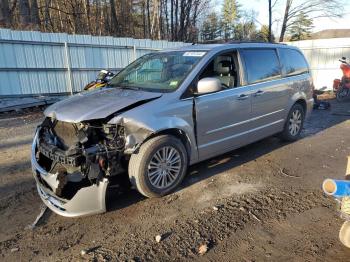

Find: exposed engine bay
35;117;127;200
31;88;163;217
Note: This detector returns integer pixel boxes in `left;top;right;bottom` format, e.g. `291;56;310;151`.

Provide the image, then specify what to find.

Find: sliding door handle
254;90;264;97
237;94;249;100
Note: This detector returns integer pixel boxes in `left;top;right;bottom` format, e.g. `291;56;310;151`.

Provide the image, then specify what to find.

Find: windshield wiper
107;83;140;90
119;85;140;91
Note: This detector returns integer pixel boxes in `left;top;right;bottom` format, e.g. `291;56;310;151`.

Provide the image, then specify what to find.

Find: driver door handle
237;94;249;100
254;90;264;97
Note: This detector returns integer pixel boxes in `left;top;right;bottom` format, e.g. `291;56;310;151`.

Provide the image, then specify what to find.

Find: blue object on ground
323;179;350;198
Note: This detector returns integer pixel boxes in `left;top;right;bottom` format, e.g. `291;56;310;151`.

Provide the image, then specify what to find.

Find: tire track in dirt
42;187;330;261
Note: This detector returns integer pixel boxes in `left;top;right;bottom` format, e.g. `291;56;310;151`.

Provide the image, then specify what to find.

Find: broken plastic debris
155;235;162;243
25;204;48;230
80;249;88;256
198;244;208;255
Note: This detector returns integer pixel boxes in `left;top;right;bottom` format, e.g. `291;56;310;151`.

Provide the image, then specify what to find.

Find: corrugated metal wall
1;29;344;95
0;29;187;96
287;38;350;91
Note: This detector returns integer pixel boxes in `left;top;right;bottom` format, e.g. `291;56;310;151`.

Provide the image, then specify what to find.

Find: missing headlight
103;124;125;150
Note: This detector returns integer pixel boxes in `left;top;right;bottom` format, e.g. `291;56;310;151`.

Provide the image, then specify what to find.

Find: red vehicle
334;57;350;101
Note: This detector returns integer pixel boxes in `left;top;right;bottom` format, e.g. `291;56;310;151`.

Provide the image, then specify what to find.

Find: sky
214;0;350;34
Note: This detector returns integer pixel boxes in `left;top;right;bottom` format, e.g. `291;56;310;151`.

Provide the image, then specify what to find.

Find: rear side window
279;48;309;76
241;49;281;84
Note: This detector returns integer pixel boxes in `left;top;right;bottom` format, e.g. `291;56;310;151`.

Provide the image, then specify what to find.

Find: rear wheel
128;135;188;198
279;103;305;141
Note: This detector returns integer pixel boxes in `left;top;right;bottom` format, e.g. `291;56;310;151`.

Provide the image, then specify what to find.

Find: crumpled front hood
44;88;162;123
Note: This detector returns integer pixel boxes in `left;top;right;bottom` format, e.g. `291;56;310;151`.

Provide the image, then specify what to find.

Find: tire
336;86;349;102
279;103;305;142
128;135;188;198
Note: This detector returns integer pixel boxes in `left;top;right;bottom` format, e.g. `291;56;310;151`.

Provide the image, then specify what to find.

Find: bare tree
0;0;210;42
268;0;272;42
279;0;344;42
18;0;31;28
150;0;160;39
30;0;40;29
110;0;118;35
0;0;11;27
84;0;91;33
268;0;279;42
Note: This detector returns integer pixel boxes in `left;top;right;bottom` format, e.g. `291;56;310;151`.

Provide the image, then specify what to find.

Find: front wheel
279;103;305;142
336;86;349;102
128;135;188;198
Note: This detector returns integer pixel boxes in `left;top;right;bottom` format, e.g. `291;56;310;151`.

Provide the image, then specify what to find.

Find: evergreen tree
256;24;274;42
201;12;221;41
233;10;257;41
221;0;240;39
288;12;314;41
234;21;257;41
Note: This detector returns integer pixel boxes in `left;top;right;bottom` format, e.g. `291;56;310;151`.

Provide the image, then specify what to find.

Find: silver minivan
31;43;314;217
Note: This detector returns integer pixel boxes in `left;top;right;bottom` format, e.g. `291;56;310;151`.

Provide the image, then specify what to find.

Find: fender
108;114;199;164
285;74;314;118
286;88;312;119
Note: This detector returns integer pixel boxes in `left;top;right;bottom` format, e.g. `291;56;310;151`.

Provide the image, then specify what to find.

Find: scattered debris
80;246;113;261
80;249;88;256
313;101;330;110
198;244;208;255
155;235;162;243
249;211;261;222
10;248;19;253
155;232;172;243
206;179;215;186
279;168;300;178
166;194;179;204
79;246;113;260
25;204;48;230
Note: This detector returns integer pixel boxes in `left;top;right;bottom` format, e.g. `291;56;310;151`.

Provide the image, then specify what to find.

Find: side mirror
196;77;222;95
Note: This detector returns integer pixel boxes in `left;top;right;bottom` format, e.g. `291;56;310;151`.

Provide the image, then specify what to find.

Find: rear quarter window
241;49;281;84
279;48;309;76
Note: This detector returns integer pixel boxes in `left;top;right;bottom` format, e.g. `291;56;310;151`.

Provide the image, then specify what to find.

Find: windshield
109;51;206;92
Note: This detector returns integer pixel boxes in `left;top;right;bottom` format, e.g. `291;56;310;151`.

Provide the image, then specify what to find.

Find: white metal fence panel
0;29;187;96
286;38;350;91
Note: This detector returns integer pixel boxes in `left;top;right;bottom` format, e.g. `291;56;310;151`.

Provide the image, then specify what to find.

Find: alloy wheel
147;146;182;189
289;109;302;136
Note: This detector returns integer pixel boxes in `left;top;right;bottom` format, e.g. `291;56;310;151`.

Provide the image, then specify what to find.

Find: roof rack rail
229;40;286;45
199;39;286;45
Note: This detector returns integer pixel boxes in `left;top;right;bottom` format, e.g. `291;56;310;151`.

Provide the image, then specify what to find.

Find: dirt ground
1;100;350;262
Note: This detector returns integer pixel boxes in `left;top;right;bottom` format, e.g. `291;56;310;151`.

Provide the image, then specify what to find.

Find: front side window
198;51;239;88
109;51;206;92
279;48;309;76
241;49;281;84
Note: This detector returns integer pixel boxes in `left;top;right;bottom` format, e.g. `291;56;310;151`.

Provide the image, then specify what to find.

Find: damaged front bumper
31;128;109;217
